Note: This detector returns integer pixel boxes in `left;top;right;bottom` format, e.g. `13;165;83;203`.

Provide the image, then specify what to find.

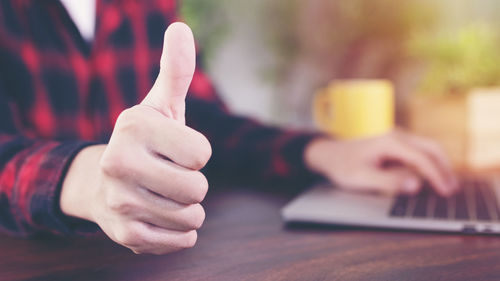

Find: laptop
282;176;500;234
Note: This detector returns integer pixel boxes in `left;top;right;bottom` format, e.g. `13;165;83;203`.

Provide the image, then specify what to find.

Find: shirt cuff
30;141;100;236
278;131;328;192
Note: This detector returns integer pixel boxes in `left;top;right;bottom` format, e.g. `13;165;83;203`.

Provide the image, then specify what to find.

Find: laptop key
433;195;448;219
454;189;469;220
390;195;409;217
465;182;477;220
479;180;500;221
412;189;430;218
426;193;437;218
389;178;498;222
475;181;491;221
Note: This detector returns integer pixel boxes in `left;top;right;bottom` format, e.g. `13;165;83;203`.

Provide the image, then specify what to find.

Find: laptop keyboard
389;178;500;221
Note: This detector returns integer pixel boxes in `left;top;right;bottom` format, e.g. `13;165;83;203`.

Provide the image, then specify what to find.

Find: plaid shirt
0;0;320;236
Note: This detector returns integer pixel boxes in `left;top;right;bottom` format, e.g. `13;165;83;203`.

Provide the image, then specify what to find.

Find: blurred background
181;0;500;129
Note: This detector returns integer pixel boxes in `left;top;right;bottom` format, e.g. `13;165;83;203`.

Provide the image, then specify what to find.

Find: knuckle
177;230;198;249
100;148;138;178
199;135;213;164
111;200;135;216
189;172;209;203
190;133;212;170
115;106;147;135
99;150;125;177
148;247;170;255
115;226;144;248
106;192;136;216
184;204;206;230
192;204;206;229
115;107;137;127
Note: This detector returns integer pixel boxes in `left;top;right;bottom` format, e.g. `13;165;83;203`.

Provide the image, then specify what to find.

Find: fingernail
402;178;419;193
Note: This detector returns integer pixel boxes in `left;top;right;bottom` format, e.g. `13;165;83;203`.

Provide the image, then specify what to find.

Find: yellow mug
313;79;395;139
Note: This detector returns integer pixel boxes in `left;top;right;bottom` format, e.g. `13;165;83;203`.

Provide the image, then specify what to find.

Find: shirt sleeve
0;87;98;237
186;68;325;192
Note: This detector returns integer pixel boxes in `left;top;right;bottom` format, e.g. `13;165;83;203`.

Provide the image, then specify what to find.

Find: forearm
186;97;324;188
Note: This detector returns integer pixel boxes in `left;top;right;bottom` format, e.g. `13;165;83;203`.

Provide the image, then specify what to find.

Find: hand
304;130;458;196
60;23;212;254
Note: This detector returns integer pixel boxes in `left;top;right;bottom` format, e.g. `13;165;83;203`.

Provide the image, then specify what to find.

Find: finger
395;130;458;188
136;152;209;204
356;168;422;196
141;22;196;124
128;222;198;255
148;110;211;170
135;187;205;231
131;105;211;170
385;139;453;196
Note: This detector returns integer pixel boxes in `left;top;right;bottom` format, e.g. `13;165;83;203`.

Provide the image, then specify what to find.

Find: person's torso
0;0;180;141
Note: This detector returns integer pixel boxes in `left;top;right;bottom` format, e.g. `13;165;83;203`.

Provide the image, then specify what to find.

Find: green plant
180;0;230;61
263;0;436;80
411;23;500;95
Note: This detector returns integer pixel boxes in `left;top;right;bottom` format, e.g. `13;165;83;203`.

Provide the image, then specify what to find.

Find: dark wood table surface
2;187;500;281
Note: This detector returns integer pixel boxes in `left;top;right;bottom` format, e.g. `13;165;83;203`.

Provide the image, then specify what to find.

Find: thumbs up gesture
142;22;196;124
60;23;212;255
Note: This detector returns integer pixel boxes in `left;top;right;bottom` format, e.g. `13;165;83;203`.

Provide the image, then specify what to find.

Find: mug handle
313;88;334;134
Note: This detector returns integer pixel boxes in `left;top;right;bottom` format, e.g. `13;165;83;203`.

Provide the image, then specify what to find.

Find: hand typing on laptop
304;130;459;197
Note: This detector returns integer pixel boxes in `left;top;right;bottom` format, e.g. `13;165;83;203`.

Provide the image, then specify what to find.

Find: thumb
142;22;196;124
363;168;422;196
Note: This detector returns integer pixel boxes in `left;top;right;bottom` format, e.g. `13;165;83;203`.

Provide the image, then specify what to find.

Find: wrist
304;137;340;175
60;144;106;223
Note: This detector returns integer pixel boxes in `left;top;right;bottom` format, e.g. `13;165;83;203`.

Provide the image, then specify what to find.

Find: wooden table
2;187;500;281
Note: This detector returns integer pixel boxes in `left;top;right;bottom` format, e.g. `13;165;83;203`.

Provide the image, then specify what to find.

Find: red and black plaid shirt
0;0;320;236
